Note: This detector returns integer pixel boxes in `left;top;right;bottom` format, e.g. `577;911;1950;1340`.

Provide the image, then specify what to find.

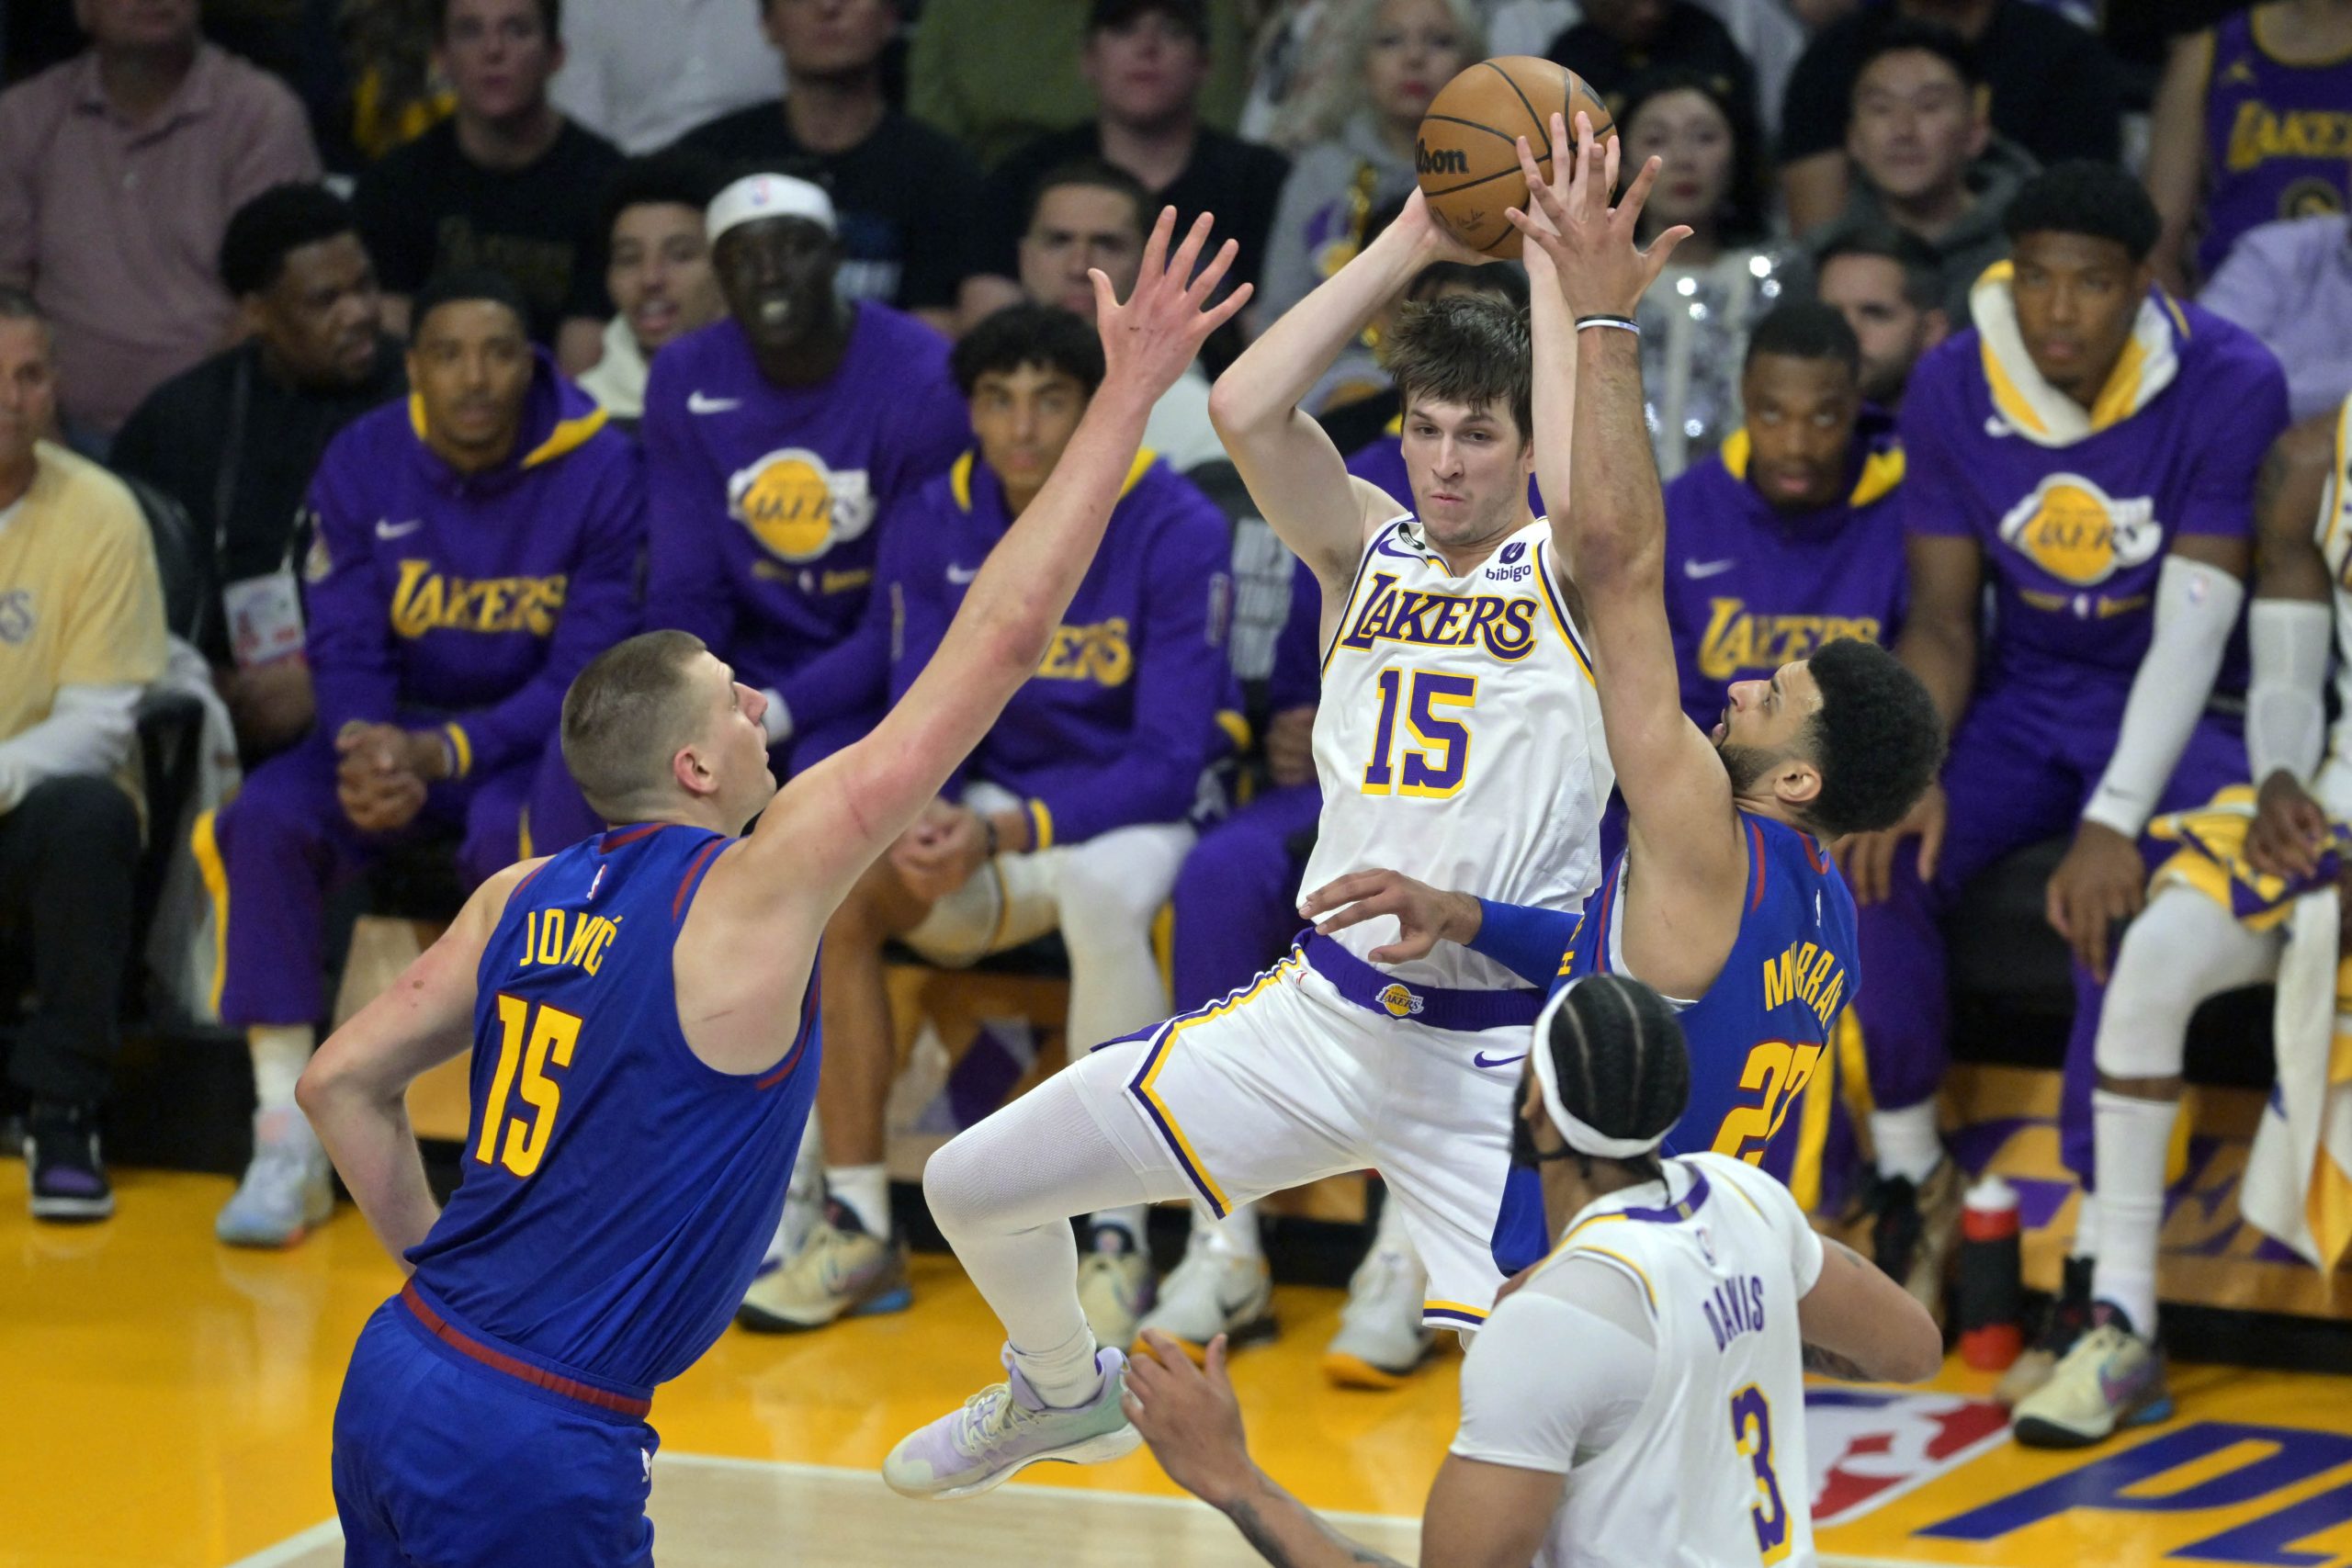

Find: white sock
2073;1190;2101;1261
1370;1181;1415;1258
1870;1100;1944;1185
2089;1089;2174;1335
827;1163;891;1239
1012;1319;1105;1409
248;1024;315;1113
1089;1204;1149;1253
1193;1199;1261;1262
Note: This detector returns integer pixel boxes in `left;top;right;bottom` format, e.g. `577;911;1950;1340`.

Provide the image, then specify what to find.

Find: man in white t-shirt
1125;971;1942;1568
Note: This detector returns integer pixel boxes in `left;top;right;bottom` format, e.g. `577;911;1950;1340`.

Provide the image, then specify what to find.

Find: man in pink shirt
0;0;319;445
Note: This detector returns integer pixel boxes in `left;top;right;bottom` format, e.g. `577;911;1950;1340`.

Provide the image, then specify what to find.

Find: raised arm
731;211;1250;922
1509;120;1747;945
1207;193;1476;594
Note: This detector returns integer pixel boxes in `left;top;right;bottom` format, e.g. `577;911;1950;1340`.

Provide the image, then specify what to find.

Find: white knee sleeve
2096;887;2280;1080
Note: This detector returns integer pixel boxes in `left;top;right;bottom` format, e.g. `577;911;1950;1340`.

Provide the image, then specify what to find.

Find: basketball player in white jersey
885;162;1628;1500
1126;972;1942;1567
2008;404;2346;1448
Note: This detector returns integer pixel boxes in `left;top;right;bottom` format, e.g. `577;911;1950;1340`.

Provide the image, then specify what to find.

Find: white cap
707;173;837;245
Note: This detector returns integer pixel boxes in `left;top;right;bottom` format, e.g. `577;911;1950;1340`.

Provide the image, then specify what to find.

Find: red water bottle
1958;1176;2023;1371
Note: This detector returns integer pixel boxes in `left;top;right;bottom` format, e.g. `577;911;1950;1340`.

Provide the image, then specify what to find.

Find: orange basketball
1414;58;1613;259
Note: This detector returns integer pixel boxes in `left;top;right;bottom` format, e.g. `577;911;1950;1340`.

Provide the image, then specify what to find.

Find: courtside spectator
2144;0;2352;293
577;153;729;426
1815;23;2034;321
2200;207;2352;423
548;0;782;154
962;0;1289;323
0;0;321;445
1814;224;1951;412
678;0;982;334
1779;0;2121;236
199;270;642;1251
1258;0;1477;326
908;0;1253;166
353;0;622;369
641;175;967;773
1618;70;1789;479
736;304;1232;1340
1543;0;1758;124
0;292;169;1224
110;184;406;760
1010;162;1225;472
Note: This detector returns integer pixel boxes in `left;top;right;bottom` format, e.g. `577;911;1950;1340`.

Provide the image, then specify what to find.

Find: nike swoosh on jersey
946;563;980;584
1472;1050;1528;1068
1682;558;1736;580
376;518;424;539
688;391;742;413
1374;533;1424;562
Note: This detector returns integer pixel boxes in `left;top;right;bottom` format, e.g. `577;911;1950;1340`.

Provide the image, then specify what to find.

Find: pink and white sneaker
883;1347;1139;1500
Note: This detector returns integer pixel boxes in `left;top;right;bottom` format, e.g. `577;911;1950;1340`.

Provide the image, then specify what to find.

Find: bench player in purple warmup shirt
642;173;968;773
199;269;643;1252
734;303;1237;1336
1835;164;2290;1359
1661;301;1908;737
293;209;1249;1568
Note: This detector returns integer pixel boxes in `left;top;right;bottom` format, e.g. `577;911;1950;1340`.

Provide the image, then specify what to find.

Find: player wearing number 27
1114;114;1941;1568
291;210;1250;1567
887;106;1624;1506
1302;117;1945;1281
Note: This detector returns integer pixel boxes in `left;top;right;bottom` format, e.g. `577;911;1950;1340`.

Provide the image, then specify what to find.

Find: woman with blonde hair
1253;0;1481;331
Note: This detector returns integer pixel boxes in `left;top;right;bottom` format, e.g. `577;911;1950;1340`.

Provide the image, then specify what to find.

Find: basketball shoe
884;1346;1140;1499
2011;1304;2171;1447
1867;1158;1961;1326
1135;1248;1275;1362
26;1101;112;1223
737;1202;910;1331
216;1107;335;1247
1323;1242;1435;1388
1996;1254;2095;1408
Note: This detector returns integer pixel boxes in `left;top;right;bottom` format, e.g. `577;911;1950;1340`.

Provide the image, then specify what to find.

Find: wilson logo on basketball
1415;142;1469;176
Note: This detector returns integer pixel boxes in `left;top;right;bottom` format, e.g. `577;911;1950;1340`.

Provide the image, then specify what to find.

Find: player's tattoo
1222;1497;1408;1568
1803;1342;1874;1382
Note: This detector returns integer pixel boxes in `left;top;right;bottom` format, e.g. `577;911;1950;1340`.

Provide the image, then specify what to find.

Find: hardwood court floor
9;1167;2352;1568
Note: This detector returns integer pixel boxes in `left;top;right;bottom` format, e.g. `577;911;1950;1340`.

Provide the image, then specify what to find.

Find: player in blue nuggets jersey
292;210;1251;1567
1299;115;1946;1276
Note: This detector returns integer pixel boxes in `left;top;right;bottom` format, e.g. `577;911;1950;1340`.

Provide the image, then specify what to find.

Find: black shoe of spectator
1996;1252;2095;1408
1868;1171;1924;1282
26;1102;114;1223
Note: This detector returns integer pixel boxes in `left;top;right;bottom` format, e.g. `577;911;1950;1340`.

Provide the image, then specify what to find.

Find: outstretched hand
1506;112;1690;318
1093;209;1252;402
1297;868;1481;965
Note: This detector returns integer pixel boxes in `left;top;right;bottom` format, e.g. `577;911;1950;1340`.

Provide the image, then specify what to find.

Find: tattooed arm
1797;1236;1943;1383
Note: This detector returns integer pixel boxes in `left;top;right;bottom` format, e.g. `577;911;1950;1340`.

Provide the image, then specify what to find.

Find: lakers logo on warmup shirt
1996;473;2160;590
728;447;876;564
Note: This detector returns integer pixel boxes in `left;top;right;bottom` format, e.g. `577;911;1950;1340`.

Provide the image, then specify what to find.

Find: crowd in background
2;0;2349;1402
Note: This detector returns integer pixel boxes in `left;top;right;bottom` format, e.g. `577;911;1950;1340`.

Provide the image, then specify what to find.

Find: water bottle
1958;1175;2023;1371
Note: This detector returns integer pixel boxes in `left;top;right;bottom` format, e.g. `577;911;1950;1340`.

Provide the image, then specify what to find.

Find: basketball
1415;58;1614;259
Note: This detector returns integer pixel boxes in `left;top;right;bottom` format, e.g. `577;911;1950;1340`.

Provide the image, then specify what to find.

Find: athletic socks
1010;1320;1105;1409
1193;1199;1261;1262
1870;1100;1944;1186
1088;1204;1150;1254
247;1024;315;1113
828;1163;892;1239
2073;1190;2102;1261
2090;1089;2175;1335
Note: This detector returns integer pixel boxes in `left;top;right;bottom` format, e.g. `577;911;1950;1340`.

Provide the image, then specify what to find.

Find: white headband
707;173;837;245
1529;979;1672;1161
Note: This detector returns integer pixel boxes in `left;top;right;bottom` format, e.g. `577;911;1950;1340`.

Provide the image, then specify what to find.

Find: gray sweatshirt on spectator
1259;112;1418;327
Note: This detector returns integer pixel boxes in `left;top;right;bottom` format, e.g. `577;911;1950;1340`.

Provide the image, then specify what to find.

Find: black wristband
981;814;1000;861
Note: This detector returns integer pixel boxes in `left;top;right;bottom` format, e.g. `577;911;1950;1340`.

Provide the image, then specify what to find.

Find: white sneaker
2012;1307;2172;1449
215;1108;334;1247
737;1212;910;1332
885;1347;1140;1500
1078;1243;1154;1351
1323;1246;1435;1389
1136;1247;1276;1360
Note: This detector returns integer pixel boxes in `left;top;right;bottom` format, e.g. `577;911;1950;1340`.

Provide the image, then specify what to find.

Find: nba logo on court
1376;983;1426;1019
1804;1388;2009;1526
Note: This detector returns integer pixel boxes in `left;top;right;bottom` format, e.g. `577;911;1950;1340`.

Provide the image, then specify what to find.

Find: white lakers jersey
2314;393;2352;817
1302;514;1613;989
1486;1155;1820;1568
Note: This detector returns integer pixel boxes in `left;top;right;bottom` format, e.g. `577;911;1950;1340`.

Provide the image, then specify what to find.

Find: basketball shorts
332;1290;659;1568
1066;932;1546;1332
